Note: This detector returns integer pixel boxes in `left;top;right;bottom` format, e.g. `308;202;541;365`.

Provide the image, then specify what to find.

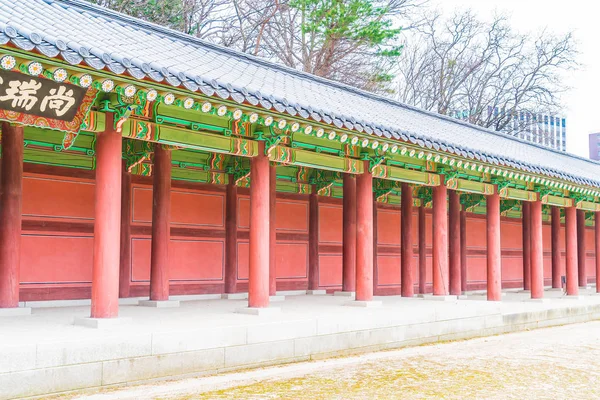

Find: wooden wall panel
131;238;151;281
276;200;308;232
318;204;342;244
170;239;224;280
318;254;342;287
238;196;250;229
132;187;224;227
22;175;94;221
275;242;308;279
377;209;400;246
377;255;401;286
237;241;249;280
20;234;93;283
171;191;224;227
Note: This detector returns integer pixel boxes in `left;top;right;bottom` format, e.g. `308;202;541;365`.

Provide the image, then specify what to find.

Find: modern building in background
450;108;567;152
589;132;600;160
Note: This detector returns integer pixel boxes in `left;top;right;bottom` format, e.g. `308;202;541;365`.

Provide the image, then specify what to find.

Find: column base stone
73;317;132;329
334;291;356;297
429;295;458;302
0;307;31;317
306;290;327;295
563;295;585;300
235;307;280;316
344;300;382;308
138;300;180;308
221;293;248;300
525;298;551;303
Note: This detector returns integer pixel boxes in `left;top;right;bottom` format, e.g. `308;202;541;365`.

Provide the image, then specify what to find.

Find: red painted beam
342;174;356;292
224;174;238;294
577;209;587;287
521;201;531;291
401;183;414;297
149;145;172;301
551;206;562;289
249;142;270;308
0;123;23;308
432;181;448;295
91;119;122;318
565;206;579;295
356;162;373;301
448;190;461;296
530;199;544;299
486;189;502;301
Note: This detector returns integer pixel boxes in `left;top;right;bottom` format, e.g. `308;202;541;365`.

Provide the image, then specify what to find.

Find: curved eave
1;25;599;190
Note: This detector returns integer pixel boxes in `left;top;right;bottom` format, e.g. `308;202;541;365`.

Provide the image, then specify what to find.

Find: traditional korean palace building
0;0;599;320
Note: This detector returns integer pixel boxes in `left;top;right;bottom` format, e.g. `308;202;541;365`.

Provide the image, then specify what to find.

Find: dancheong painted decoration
0;0;597;324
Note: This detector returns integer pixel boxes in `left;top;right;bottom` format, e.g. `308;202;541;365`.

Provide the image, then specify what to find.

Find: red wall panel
277;200;308;232
275;242;308;279
318;254;342;287
132;187;224;227
22;175;94;221
377;255;401;286
20;234;93;283
237;241;249;280
318;204;342;244
238;196;250;229
377;209;400;246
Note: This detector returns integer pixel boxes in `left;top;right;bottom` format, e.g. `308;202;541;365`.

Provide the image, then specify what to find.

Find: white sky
432;0;600;158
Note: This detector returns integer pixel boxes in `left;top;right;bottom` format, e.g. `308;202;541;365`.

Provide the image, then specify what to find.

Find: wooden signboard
0;70;96;133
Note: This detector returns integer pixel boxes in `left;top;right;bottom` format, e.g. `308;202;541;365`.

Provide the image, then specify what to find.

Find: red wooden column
148;145;172;302
269;165;277;296
521;201;531;291
460;209;467;293
248;142;270;308
577;209;587;288
486;188;502;301
355;163;374;302
565;206;579;296
448;190;461;296
401;183;414;297
432;181;449;296
551;206;562;289
90;120;122;318
530;198;544;299
418;205;427;294
224;174;238;294
119;162;132;298
308;185;319;291
342;174;357;292
0;123;24;309
595;211;600;293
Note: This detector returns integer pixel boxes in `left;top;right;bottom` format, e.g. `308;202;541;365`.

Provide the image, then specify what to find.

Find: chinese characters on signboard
0;69;87;122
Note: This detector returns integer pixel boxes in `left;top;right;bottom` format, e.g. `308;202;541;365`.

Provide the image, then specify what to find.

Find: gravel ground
71;321;600;400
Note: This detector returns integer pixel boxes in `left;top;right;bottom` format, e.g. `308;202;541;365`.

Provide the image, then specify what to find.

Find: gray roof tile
1;0;599;188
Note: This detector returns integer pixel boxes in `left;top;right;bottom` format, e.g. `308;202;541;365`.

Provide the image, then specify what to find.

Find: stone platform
2;288;600;399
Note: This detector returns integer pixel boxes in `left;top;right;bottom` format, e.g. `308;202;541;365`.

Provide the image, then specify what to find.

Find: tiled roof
2;0;600;188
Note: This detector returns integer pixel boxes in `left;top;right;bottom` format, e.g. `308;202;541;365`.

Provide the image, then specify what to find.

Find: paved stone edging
3;303;600;399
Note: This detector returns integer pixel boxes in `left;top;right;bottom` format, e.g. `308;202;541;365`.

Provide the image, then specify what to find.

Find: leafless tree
396;10;577;135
